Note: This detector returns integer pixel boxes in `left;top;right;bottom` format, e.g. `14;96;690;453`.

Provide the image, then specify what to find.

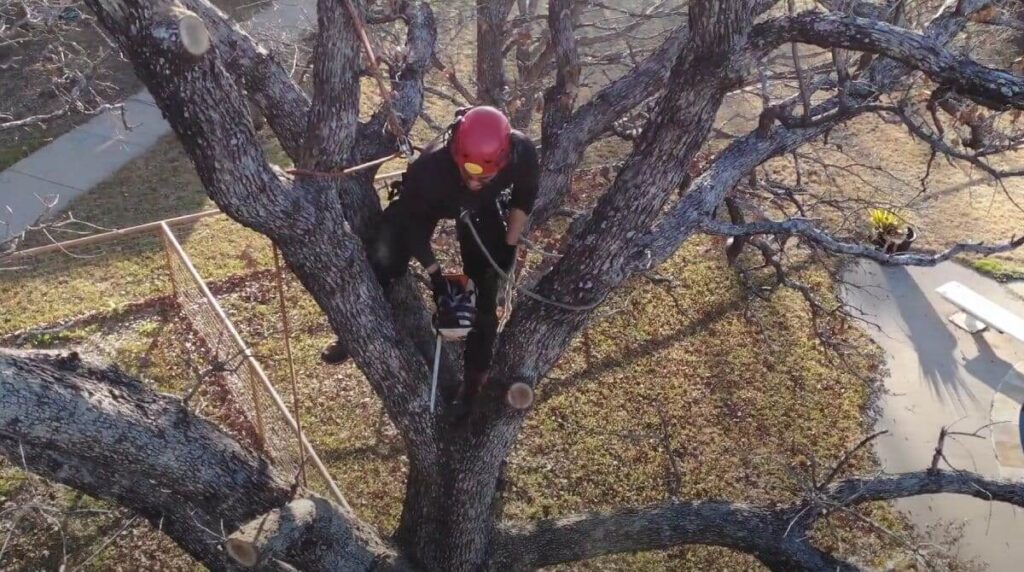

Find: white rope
430;334;443;413
458;210;603;312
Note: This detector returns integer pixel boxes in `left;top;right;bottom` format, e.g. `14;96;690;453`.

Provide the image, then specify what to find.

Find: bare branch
703;218;1024;266
749;11;1024;111
640;0;998;267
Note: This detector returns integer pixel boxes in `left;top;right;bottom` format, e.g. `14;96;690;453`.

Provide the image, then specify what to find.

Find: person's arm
409;217;440;273
505;208;528;246
407;215;448;296
507;134;540;246
397;155;446;288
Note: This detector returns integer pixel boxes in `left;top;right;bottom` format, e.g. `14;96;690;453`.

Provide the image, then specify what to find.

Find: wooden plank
6;209;222;261
936;281;1024;342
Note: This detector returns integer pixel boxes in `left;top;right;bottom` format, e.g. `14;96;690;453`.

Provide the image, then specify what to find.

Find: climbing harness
429;275;477;412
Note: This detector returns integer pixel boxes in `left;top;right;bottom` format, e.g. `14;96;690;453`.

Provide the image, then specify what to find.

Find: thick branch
539;0;581;143
496;469;1024;571
0;350;292;569
494;501;850;571
703;218;1024;265
490;0;760;490
476;0;518;106
531;0;778;225
84;0;291;235
529;22;688;225
829;469;1024;507
301;0;364;170
185;0;310;160
750;11;1024;110
357;0;437;161
87;0;438;477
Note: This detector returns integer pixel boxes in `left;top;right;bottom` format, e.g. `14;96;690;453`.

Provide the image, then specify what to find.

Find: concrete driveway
842;260;1024;571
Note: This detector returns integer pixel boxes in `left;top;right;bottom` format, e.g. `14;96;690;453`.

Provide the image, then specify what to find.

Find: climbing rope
342;0;413;157
459;210;603;312
272;246;307;487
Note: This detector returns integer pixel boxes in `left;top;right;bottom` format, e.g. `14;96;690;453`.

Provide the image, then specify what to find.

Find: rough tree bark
5;0;1024;570
0;350;294;569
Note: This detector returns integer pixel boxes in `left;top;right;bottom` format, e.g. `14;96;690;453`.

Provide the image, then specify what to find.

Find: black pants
369;200;505;372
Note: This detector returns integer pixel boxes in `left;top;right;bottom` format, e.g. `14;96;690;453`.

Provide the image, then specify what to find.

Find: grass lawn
2;227;920;569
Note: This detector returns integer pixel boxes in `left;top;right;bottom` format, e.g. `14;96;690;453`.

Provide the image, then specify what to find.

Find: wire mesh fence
160;222;347;506
2;208;349;506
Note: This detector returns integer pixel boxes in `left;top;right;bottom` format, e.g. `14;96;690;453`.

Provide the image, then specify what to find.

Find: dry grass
2;227;916;569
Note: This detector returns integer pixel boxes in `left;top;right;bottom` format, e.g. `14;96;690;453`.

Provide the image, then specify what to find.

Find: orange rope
273;246;307;487
287;152;401;179
342;0;410;155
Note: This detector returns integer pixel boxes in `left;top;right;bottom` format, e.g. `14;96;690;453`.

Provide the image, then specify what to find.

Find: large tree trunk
394;429;511;571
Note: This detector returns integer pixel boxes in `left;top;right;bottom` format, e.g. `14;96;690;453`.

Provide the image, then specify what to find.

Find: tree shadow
963;334;1016;396
882;266;974;408
539;296;737;405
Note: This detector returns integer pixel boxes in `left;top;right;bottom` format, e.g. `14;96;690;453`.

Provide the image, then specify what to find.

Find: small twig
71;515;139;570
820;430;888;489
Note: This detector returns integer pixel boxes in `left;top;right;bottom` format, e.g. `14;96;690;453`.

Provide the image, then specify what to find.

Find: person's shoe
320;339;350;364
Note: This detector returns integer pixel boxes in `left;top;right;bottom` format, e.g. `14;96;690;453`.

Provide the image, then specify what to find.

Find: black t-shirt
391;130;539;269
399;130;539;220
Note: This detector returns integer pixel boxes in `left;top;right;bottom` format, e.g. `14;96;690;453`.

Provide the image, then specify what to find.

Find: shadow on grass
539;293;740;406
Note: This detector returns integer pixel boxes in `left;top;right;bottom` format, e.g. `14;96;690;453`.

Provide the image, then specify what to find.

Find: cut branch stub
158;3;211;59
507;381;535;409
175;8;211;56
225;496;399;570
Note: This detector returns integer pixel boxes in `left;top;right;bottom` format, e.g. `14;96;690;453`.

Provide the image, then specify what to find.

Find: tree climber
322;106;540;408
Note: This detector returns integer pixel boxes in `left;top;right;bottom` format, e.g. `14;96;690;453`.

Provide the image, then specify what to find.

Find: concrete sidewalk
843;261;1024;571
0;0;315;240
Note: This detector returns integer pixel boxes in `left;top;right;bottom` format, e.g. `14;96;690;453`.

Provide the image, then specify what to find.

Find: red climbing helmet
450;106;512;182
